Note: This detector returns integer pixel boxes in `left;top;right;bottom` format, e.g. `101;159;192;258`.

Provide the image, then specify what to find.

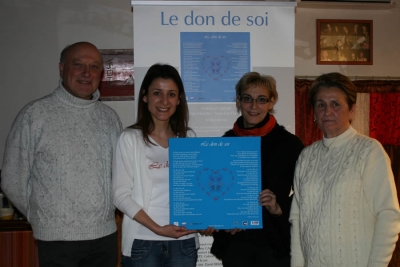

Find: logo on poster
196;168;235;201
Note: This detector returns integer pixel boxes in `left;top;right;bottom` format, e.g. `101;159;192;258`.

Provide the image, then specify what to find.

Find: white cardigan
112;128;198;256
289;126;400;267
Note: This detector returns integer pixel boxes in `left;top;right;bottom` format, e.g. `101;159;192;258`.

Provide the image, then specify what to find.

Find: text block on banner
132;2;296;136
169;137;262;230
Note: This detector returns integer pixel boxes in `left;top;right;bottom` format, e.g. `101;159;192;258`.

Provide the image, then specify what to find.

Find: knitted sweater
289;126;400;267
1;81;122;241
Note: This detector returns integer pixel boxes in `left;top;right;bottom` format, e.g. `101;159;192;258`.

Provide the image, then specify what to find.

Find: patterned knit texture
2;82;122;241
290;126;400;267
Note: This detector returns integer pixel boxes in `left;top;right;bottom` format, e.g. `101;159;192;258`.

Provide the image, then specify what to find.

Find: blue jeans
121;238;198;267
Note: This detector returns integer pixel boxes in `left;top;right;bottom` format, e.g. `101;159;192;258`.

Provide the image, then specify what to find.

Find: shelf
0;220;32;232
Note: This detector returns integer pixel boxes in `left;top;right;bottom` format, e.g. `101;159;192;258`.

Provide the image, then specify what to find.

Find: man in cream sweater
1;42;122;267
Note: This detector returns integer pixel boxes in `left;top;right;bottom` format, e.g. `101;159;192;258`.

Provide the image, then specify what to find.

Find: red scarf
233;115;277;137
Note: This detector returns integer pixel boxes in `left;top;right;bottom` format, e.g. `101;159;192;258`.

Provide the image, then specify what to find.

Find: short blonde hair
235;72;278;114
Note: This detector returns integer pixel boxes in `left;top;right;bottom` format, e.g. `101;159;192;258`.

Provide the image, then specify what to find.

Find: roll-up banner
131;1;296;265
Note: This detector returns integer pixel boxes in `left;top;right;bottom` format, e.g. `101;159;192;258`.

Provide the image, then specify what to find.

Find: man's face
59;43;103;100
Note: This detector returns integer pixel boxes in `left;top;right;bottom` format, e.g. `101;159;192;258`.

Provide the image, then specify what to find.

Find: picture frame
98;49;134;101
317;19;373;65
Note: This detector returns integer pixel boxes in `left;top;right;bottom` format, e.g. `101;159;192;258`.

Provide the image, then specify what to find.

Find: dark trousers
37;232;117;267
221;242;290;267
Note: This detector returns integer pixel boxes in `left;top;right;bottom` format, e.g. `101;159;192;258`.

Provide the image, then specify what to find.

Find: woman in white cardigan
289;72;400;267
113;64;198;267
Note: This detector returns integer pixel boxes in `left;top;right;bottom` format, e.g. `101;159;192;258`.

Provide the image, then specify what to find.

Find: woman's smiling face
143;78;180;124
236;85;275;129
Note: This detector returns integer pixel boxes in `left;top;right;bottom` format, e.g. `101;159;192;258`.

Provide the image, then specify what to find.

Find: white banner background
132;1;295;265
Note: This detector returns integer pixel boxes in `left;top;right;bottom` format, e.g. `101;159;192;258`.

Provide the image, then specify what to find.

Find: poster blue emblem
180;32;251;102
169;137;262;230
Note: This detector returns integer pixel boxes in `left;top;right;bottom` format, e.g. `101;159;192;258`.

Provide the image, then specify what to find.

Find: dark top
211;115;304;259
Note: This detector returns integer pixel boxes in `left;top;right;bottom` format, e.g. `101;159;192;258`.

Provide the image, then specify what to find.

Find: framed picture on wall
317;19;373;65
98;49;134;101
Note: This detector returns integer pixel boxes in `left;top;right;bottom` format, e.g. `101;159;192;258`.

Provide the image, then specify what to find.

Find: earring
314;118;316;122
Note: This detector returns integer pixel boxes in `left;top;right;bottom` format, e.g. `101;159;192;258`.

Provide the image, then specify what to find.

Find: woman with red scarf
211;72;304;267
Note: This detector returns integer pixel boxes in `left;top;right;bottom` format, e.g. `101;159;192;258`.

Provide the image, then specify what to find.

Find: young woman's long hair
130;63;190;145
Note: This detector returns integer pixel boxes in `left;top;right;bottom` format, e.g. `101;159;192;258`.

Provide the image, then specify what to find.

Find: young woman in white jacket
113;63;198;267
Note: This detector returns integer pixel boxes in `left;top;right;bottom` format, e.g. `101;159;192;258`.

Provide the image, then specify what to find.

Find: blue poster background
181;32;251;102
169;137;262;230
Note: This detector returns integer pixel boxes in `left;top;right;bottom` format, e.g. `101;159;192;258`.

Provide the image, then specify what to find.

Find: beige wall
0;1;399;167
295;4;400;76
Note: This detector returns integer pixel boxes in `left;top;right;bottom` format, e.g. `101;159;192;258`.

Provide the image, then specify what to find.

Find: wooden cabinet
0;221;39;267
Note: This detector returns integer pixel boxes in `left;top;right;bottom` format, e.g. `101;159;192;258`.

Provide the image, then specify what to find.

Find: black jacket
211;116;304;259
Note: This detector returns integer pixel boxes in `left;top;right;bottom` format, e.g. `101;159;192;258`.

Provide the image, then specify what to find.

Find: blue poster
180;32;251;102
169;137;262;230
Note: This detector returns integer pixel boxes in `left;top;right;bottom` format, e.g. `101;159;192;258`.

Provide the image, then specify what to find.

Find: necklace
322;136;338;150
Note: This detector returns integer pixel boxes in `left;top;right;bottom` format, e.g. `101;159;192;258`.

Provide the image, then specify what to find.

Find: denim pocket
130;239;152;260
180;238;198;258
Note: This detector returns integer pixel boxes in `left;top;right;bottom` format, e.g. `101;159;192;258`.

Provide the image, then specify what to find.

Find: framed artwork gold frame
98;49;134;101
317;19;373;65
